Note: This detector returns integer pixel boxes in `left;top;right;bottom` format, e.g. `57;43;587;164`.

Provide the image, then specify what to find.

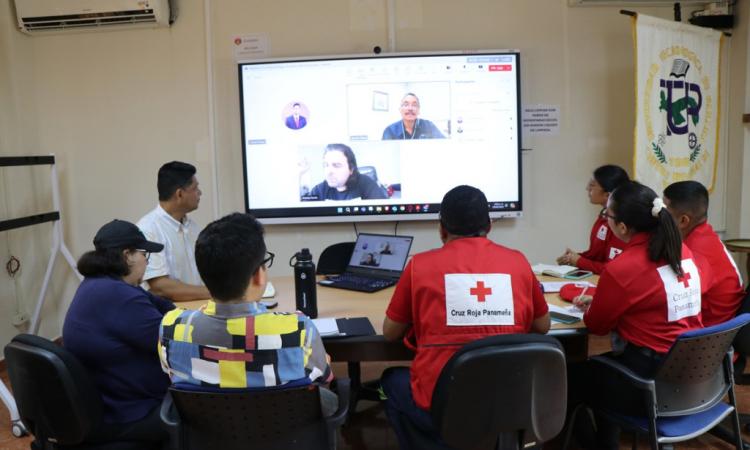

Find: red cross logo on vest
469;281;493;302
676;271;691;288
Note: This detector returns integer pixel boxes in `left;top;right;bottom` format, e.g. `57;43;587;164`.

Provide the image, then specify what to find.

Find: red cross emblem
470;281;493;302
677;271;691;288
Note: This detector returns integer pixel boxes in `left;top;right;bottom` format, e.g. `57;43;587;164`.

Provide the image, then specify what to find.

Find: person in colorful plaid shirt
158;213;335;411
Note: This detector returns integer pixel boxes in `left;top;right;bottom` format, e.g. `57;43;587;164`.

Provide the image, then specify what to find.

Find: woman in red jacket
557;165;630;274
571;181;704;449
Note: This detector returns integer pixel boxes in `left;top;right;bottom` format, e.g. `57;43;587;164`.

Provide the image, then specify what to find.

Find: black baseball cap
93;220;164;252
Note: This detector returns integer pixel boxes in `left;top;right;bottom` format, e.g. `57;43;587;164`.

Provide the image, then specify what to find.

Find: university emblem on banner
634;15;722;191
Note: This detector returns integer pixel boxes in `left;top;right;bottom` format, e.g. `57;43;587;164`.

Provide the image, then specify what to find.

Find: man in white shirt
137;161;210;301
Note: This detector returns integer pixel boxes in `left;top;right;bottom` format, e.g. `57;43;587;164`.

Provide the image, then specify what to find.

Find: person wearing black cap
62;219;175;447
379;185;550;449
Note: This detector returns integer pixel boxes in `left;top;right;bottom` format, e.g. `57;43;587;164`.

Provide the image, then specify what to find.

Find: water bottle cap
298;248;313;261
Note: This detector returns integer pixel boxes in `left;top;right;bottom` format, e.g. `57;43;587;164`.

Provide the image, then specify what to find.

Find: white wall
0;0;747;347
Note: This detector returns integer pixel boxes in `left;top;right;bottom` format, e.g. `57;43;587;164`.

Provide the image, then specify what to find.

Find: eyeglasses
599;209;617;221
135;249;151;262
262;251;275;269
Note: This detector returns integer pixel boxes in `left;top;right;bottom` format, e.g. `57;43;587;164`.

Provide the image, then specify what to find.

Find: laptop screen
348;233;413;273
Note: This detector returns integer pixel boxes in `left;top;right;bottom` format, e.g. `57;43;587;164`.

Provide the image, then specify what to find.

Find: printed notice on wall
232;33;269;62
523;105;560;136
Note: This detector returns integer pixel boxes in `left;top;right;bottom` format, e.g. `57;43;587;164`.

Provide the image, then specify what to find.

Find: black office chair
357;166;389;198
160;379;350;450
711;289;750;448
585;314;750;450
358;166;378;183
317;242;355;275
731;289;750;386
402;334;568;450
3;334;150;450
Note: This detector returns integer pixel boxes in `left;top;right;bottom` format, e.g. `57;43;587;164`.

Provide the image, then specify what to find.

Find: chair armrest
323;378;350;450
160;391;179;427
159;391;181;450
589;355;656;392
327;378;350;427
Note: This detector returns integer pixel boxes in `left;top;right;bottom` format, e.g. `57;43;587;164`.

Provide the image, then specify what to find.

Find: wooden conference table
182;275;590;364
182;275;591;412
724;239;750;282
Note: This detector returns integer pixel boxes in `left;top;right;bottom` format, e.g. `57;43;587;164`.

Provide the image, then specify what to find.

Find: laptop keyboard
324;273;396;292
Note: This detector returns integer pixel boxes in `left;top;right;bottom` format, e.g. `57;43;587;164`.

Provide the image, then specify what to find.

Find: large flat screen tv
239;51;522;224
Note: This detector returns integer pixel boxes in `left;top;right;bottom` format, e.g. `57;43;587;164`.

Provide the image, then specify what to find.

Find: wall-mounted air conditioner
13;0;176;34
570;0;708;5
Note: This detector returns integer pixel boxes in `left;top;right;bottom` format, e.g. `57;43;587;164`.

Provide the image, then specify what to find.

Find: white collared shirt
137;205;202;286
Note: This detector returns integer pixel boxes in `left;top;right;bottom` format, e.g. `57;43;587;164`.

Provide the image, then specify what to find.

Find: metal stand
0;156;82;437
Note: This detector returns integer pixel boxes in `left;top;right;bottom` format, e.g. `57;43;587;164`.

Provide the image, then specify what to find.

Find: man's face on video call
324;150;352;190
400;95;420;121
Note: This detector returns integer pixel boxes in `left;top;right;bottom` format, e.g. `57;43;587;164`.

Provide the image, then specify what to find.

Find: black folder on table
319;317;376;339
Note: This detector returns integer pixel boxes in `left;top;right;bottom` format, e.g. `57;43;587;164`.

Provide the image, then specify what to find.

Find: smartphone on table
564;270;593;280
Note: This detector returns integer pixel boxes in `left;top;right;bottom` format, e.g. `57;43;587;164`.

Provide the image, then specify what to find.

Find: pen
574;285;589;308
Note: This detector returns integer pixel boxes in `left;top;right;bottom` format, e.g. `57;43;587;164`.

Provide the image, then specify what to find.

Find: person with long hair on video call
305;143;388;201
382;93;446;140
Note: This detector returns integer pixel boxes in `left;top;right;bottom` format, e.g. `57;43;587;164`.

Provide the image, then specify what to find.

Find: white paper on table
547;303;585;319
312;318;340;336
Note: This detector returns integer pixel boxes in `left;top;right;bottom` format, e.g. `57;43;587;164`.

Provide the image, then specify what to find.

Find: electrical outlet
12;312;29;326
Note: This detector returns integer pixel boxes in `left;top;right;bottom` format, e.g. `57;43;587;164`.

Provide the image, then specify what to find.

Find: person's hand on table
556;248;580;265
573;294;593;312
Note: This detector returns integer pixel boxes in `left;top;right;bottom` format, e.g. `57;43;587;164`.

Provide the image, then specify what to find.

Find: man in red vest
380;185;550;449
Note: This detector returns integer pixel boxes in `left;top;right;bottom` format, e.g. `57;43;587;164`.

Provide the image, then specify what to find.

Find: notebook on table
312;317;376;339
532;264;592;280
318;233;413;293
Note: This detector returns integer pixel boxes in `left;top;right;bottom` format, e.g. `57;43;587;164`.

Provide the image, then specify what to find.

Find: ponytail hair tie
651;197;665;217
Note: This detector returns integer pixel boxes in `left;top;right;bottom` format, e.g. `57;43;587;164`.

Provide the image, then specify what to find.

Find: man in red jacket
664;181;745;326
380;185;550;449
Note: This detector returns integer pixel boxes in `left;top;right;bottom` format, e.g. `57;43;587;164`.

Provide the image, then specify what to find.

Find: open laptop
318;233;413;293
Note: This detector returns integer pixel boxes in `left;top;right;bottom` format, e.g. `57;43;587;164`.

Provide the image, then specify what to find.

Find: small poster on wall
522;105;560;136
233;33;269;62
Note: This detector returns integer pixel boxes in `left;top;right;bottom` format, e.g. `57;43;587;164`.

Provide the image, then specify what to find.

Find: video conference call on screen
239;51;522;224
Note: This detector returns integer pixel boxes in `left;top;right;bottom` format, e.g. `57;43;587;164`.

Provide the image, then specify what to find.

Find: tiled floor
2;336;750;449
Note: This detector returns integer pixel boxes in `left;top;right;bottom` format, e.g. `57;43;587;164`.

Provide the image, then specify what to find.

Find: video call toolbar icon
335;204;444;215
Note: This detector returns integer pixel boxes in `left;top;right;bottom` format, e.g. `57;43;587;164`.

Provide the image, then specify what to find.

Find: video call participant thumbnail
382;93;445;140
285;102;307;130
360;253;380;266
304;143;388;201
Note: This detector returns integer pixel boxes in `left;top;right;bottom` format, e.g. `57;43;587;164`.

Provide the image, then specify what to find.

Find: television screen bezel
238;49;523;225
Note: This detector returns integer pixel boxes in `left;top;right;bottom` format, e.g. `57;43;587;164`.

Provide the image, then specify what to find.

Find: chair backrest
430;334;567;450
3;333;103;445
317;242;355;275
168;384;330;450
358;165;378;182
732;290;750;356
654;313;750;415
